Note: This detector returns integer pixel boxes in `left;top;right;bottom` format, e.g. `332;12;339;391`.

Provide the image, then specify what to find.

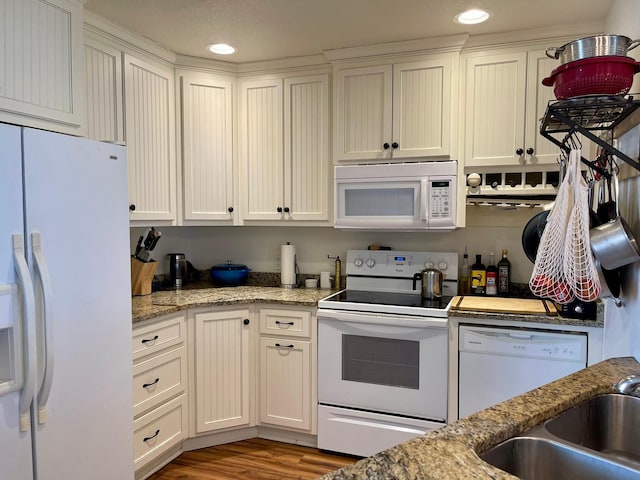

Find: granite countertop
319;356;640;480
132;285;334;323
449;303;604;328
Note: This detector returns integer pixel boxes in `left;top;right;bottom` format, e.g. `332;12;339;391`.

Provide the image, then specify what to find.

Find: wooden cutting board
450;296;557;316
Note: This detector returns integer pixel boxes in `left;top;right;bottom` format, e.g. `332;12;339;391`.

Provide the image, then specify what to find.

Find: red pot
542;56;640;99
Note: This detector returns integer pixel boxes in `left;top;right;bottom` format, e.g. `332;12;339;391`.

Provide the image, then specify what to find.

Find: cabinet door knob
129;204;136;211
277;207;283;213
228;207;234;213
391;142;399;149
243;318;250;325
383;142;390;150
283;207;290;213
526;147;534;155
516;148;524;156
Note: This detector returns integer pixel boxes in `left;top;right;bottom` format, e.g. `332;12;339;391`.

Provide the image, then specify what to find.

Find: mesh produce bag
529;151;575;304
563;150;601;301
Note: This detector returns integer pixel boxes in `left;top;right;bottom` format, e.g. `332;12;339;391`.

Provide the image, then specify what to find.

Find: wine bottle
486;252;498;296
470;254;486;295
498;249;511;295
459;247;470;295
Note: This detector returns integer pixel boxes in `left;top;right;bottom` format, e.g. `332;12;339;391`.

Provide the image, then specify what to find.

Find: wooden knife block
131;257;157;296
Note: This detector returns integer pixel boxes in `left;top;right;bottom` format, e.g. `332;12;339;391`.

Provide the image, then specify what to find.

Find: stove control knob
366;258;376;268
437;260;448;271
354;257;364;267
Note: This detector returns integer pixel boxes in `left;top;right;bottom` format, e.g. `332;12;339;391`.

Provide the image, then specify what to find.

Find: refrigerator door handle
13;234;37;432
32;232;54;424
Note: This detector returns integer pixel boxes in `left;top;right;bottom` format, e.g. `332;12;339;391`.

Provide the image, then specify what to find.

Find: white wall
131;206;540;282
602;0;640;361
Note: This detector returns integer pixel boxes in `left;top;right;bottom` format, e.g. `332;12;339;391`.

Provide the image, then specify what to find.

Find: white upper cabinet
461;48;560;167
0;0;84;135
334;55;456;163
124;53;177;225
84;38;124;143
240;73;330;224
179;73;236;225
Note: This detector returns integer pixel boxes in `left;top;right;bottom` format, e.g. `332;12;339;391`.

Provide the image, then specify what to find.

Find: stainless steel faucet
613;375;640;397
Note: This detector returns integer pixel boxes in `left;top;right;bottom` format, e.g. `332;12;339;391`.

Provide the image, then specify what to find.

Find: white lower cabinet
259;337;311;430
134;393;188;472
191;308;253;433
132;313;188;475
258;307;317;433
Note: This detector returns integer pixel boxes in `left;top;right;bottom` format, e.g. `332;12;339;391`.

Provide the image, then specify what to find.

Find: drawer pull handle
275;343;294;348
141;335;159;345
275;321;294;326
142;378;160;389
143;429;160;442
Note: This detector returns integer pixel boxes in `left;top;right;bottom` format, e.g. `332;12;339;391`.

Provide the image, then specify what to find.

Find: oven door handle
318;309;447;329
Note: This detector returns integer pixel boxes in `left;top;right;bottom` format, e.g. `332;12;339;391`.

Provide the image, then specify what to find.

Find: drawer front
134;394;187;471
133;313;185;361
133;346;186;417
259;308;311;338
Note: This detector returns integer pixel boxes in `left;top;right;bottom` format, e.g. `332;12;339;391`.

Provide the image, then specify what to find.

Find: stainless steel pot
590;216;640;269
546;35;640;65
590;173;640;270
412;267;444;299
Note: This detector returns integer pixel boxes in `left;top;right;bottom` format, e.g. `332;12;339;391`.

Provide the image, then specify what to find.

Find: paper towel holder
280;242;300;289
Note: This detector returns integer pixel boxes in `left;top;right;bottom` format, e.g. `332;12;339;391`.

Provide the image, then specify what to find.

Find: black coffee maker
167;253;187;288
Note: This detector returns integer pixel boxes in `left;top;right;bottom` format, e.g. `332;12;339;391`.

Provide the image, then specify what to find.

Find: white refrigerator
0;124;134;479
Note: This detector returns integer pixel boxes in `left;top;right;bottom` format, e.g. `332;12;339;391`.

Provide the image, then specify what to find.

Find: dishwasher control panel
459;326;587;361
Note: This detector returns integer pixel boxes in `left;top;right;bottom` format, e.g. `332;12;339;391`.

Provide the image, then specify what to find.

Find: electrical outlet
275;256;280;271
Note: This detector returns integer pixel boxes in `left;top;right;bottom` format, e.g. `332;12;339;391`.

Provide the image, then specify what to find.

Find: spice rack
540;95;640;176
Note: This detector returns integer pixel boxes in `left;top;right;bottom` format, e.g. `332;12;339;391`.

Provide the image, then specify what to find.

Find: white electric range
317;249;458;457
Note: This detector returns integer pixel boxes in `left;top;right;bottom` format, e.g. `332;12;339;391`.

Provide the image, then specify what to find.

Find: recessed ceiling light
454;8;491;25
208;43;236;55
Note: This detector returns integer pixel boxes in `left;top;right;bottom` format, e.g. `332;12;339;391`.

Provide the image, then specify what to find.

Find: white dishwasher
458;325;588;418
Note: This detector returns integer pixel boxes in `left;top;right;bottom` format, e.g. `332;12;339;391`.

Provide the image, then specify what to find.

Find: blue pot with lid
210;261;251;286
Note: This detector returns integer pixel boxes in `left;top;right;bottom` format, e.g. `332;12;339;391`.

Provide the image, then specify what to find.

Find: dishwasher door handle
508;333;533;340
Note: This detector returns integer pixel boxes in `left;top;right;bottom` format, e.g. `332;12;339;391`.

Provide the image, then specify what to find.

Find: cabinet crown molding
323;34;468;63
84;10;176;66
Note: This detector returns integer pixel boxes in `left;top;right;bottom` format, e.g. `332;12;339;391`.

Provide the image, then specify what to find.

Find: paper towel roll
280;243;297;287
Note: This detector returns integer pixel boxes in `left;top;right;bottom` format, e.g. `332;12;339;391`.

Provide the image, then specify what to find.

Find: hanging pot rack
540;95;640;177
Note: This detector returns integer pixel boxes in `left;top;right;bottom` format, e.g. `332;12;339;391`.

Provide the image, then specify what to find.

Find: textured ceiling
84;0;615;63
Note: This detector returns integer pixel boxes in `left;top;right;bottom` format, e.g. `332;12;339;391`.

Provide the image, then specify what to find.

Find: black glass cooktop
325;290;453;310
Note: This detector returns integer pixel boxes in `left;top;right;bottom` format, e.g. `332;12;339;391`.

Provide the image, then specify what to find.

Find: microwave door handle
420;179;428;222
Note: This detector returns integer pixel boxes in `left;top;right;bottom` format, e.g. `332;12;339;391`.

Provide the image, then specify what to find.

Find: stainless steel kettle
412;267;444;299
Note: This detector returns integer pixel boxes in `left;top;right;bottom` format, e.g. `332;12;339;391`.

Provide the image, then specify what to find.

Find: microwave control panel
429;180;452;219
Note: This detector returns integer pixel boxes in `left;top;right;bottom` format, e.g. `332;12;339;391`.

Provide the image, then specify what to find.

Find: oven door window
342;334;419;389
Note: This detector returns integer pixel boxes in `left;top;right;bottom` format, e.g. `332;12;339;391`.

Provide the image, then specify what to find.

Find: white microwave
334;161;457;230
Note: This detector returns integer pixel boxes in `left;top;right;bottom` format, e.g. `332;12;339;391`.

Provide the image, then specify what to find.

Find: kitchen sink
481;437;640;480
544;393;640;467
481;394;640;479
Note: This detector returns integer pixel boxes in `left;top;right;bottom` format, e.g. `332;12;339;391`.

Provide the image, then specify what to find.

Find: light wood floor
147;438;359;480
